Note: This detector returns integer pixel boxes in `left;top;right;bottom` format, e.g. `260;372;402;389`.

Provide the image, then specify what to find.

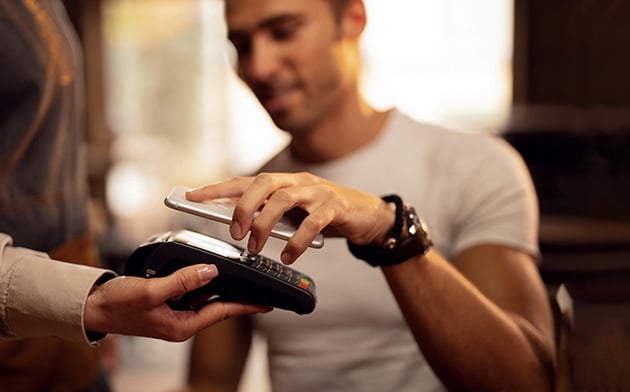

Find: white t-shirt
234;109;538;391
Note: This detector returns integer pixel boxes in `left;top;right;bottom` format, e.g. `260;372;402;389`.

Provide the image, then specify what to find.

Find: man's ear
341;0;367;39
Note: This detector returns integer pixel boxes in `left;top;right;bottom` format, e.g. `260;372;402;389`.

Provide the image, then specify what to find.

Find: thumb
157;264;218;300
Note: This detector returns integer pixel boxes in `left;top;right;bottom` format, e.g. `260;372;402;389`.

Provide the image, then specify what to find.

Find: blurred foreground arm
84;263;270;343
1;234;268;345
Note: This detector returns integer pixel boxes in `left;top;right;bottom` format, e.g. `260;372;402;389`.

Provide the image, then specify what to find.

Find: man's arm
187;316;254;391
383;244;555;391
186;173;556;389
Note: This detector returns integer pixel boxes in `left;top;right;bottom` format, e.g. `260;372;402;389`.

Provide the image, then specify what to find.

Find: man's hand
186;173;395;264
186;172;396;264
84;264;270;342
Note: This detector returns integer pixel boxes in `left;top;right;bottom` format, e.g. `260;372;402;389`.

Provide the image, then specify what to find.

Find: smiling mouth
262;93;292;113
256;84;301;113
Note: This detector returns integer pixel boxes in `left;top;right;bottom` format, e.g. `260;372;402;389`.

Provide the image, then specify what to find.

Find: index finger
230;173;312;240
185;176;254;202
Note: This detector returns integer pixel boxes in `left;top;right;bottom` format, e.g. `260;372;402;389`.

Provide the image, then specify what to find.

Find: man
0;1;267;390
186;0;556;390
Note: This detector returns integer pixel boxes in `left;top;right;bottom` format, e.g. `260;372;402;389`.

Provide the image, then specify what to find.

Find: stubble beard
269;72;344;140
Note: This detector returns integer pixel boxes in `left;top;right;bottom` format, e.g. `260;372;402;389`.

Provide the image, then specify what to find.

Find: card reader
124;229;317;314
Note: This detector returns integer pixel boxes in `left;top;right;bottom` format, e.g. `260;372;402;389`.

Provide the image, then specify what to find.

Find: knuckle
332;198;350;215
233;175;253;189
321;197;346;217
176;271;196;293
297;171;317;183
301;215;325;232
271;188;295;205
139;284;159;304
254;172;274;188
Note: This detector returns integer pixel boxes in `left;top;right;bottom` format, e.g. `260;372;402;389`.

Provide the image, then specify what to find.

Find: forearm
0;234;115;344
383;250;555;391
187;316;253;391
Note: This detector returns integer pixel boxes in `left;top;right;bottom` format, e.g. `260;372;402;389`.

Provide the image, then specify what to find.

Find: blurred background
61;0;630;390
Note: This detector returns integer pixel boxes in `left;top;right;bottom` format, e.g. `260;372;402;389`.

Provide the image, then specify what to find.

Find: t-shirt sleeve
450;137;540;259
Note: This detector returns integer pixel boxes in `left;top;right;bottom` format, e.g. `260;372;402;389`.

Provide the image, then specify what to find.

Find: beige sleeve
0;233;116;344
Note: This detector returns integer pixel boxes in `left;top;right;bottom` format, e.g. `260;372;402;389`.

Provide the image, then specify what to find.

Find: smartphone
164;185;324;248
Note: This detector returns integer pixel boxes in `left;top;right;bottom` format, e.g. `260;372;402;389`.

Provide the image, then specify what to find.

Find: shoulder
387;109;510;149
389;109;527;175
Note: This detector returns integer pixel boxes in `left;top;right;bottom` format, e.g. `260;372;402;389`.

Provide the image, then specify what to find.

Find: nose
239;36;280;83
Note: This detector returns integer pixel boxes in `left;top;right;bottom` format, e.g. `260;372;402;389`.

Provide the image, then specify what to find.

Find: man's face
225;0;354;136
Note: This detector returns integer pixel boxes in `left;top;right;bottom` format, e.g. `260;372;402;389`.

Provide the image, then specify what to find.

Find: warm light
222;0;515;174
105;162;157;219
360;0;513;132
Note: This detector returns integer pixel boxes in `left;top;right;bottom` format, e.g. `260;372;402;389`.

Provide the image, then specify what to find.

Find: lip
258;87;300;114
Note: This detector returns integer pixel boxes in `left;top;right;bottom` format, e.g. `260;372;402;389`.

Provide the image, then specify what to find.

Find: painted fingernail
198;265;217;284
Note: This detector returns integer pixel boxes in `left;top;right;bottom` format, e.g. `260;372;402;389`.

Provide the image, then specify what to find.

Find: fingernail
230;221;242;239
247;236;257;253
185;188;200;199
198;265;217;284
281;251;293;264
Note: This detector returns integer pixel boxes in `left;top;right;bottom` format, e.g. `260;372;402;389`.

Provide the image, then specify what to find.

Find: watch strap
381;194;403;248
347;195;432;267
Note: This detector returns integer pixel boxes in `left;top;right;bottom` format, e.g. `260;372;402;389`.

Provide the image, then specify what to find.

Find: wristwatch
347;195;433;267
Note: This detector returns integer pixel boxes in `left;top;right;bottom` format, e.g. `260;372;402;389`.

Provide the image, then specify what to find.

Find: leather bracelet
381;194;403;248
347;195;432;267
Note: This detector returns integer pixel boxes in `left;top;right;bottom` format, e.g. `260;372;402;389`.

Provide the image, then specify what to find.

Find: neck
289;94;389;164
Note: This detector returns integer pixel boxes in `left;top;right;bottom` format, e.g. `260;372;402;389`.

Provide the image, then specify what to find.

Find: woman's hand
84;264;270;342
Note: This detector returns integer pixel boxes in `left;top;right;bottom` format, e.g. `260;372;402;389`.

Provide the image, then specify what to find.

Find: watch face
170;230;243;260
